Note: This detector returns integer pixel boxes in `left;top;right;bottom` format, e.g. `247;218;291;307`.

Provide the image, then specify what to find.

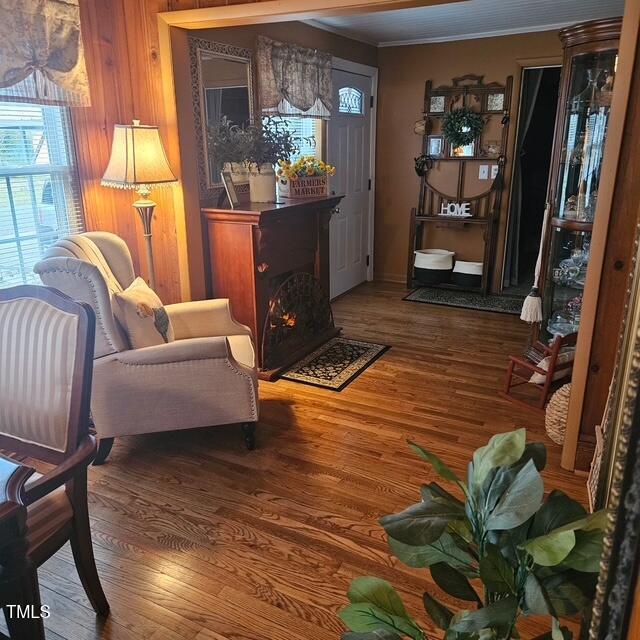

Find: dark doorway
503;66;561;295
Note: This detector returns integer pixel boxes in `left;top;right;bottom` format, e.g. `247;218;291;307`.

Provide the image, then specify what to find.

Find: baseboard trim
374;272;406;284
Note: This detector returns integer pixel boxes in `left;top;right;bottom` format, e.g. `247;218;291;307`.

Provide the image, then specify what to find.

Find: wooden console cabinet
201;196;343;378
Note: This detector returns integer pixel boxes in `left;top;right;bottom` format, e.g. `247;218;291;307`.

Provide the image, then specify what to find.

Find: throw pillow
529;347;575;385
113;277;175;349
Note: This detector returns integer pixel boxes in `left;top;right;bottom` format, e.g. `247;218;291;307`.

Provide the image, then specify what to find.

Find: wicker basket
545;383;571;445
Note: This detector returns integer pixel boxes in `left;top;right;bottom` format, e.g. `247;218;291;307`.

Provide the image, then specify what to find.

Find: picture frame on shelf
429;95;445;113
451;141;475;157
487;92;505;112
481;140;501;158
221;170;239;208
427;134;444;158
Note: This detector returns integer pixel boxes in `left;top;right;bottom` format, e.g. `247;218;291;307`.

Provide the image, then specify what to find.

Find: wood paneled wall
73;0;263;303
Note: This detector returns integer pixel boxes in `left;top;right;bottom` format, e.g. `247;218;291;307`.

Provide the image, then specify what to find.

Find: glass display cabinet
541;19;620;340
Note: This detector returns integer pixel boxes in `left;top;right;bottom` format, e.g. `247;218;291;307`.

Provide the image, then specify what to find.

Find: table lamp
102;120;177;291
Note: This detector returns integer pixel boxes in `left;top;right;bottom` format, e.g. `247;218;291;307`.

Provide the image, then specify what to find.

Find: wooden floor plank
32;282;586;639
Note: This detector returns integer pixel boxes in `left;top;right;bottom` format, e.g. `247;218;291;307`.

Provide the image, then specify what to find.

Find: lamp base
133;199;157;291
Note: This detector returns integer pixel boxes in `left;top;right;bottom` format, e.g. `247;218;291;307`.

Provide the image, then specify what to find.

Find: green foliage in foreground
339;429;607;640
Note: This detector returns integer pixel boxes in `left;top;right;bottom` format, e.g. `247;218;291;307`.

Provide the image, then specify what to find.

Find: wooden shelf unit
407;74;513;294
415;215;489;225
550;217;594;232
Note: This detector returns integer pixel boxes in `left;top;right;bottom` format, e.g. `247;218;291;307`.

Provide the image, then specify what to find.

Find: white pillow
113;277;175;349
529;348;575;384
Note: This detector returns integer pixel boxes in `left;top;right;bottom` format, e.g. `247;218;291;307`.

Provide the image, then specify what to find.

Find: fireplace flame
282;312;297;328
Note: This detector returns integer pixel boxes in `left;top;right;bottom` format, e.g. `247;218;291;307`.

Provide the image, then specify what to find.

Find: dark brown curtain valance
0;0;90;106
257;36;332;119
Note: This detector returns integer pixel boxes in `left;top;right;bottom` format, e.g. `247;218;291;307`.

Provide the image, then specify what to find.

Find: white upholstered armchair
34;232;259;463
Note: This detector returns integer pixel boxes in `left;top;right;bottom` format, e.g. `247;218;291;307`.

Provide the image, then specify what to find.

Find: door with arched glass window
327;68;372;299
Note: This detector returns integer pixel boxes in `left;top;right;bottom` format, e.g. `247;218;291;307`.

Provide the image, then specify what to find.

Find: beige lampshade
101;121;177;189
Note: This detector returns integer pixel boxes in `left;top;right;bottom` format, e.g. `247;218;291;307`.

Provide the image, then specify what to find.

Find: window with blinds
264;117;323;161
288;117;322;161
0;102;84;287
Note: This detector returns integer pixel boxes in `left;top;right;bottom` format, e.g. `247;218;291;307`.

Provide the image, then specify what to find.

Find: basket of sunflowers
277;156;336;199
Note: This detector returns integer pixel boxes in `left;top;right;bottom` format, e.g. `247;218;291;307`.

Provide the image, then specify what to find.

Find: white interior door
327;68;372;299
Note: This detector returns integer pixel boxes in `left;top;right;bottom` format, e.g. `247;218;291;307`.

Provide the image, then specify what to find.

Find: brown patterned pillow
113;277;174;349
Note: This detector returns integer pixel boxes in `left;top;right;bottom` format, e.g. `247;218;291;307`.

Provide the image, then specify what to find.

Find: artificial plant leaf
552;509;609;535
444;631;475;640
487;519;533;564
485;460;544;531
422;591;453;630
342;631;403;640
561;529;604;573
339;603;424;640
539;572;590;617
520;529;576;566
482;466;517;514
519;442;547;472
523;573;551;615
450;596;518;634
380;498;463;546
582;509;608;531
479;543;516;594
348;577;408;618
551;618;571;640
409;441;466;485
448;518;475;545
529;621;573;640
430;562;482;603
471;428;526;489
421;482;465;512
389;532;477;576
529;490;587;539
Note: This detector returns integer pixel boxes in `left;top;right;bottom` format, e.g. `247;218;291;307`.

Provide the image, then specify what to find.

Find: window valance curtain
257;36;332;119
0;0;91;107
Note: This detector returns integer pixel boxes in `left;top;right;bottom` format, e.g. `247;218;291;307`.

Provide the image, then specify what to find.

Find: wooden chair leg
69;473;110;617
242;422;257;451
503;360;515;395
93;438;114;465
538;378;554;409
0;486;45;639
3;567;46;640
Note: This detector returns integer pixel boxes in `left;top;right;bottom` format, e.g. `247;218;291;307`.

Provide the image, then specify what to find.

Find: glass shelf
541;46;617;340
554;50;617;223
542;226;591;339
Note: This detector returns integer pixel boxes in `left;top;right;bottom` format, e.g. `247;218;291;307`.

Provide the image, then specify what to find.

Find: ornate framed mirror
586;221;640;640
188;37;255;200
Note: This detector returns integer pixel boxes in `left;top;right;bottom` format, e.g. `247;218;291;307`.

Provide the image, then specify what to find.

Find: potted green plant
207;116;248;184
241;117;300;203
340;428;607;640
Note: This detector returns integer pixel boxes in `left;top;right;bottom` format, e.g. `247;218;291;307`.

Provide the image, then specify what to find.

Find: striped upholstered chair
0;285;109;639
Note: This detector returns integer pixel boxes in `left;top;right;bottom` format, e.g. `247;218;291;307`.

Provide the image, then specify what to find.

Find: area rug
281;337;389;391
404;287;523;315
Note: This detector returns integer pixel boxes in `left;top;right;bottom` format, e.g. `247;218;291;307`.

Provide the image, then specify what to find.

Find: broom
520;203;551;323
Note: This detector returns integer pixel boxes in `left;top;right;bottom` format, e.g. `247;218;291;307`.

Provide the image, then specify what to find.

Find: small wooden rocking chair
500;332;578;413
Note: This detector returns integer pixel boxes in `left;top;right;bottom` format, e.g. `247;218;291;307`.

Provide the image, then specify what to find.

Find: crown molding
378;21;574;47
306;19;579;48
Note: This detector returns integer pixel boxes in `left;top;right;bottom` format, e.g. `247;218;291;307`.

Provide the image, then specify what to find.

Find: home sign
439;201;472;217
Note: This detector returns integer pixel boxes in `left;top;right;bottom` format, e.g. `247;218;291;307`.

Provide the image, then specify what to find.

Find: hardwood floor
24;282;587;639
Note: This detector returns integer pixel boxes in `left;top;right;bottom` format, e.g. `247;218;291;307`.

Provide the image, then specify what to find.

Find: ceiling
307;0;625;47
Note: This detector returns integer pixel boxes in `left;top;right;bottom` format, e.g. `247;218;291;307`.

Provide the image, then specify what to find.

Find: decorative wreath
442;107;484;147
